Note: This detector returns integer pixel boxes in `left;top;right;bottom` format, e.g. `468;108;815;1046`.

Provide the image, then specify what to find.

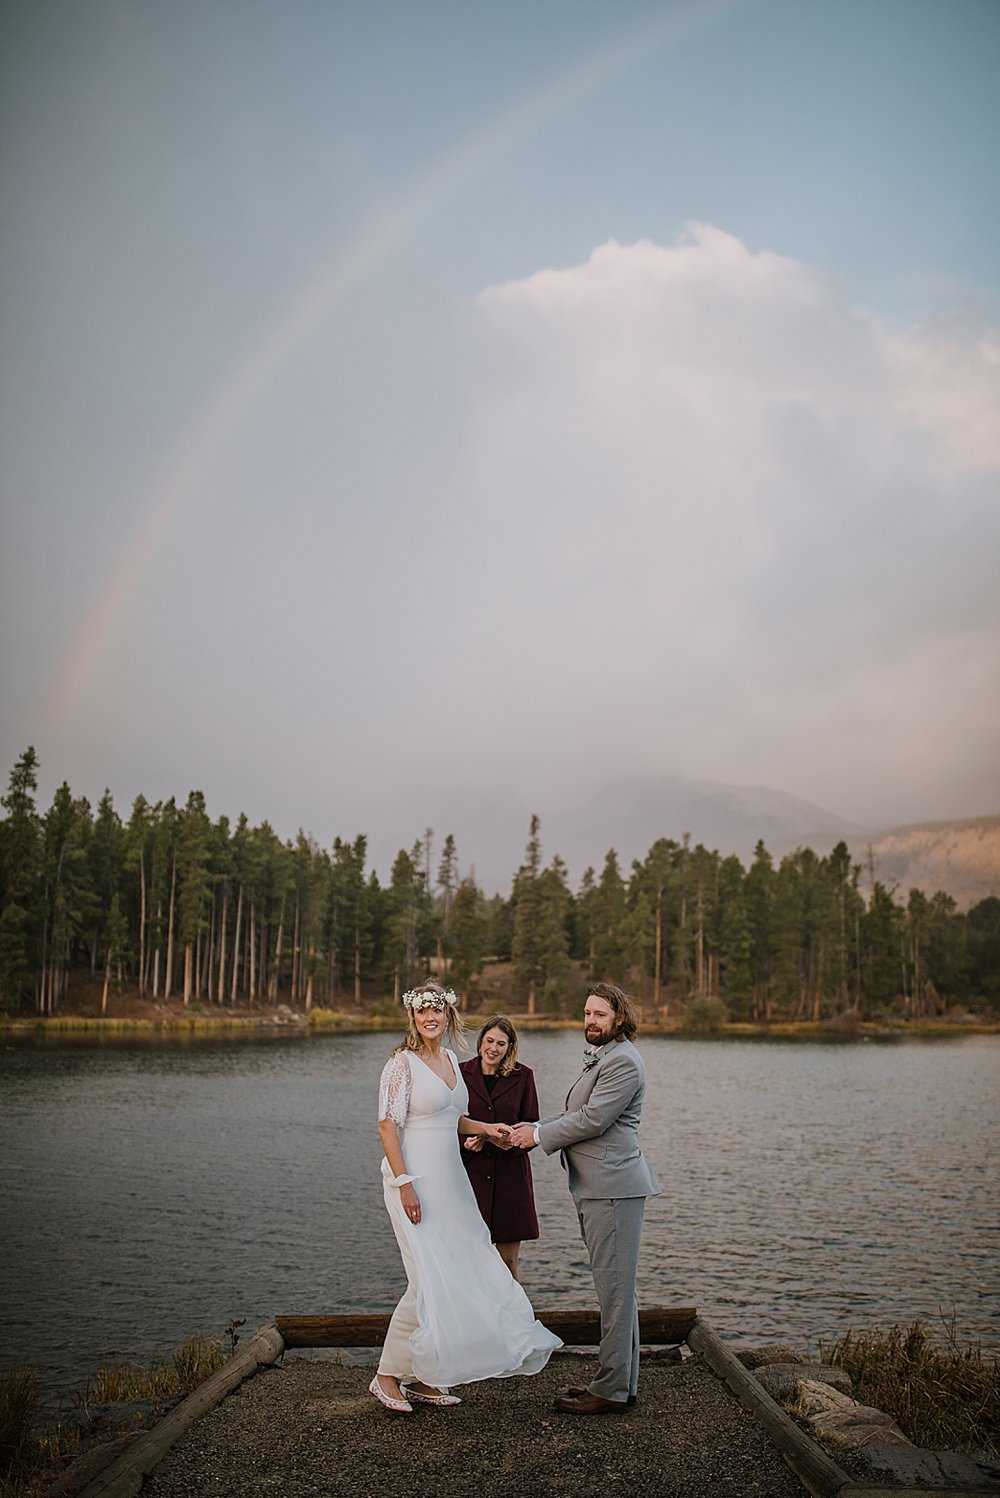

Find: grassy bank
2;1008;997;1040
820;1319;1000;1454
0;1332;224;1496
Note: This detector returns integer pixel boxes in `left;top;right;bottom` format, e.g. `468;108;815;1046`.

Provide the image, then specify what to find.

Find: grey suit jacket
536;1037;661;1201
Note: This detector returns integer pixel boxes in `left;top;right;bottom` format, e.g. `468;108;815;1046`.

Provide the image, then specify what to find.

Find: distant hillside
546;775;863;878
393;775;998;909
852;815;1000;911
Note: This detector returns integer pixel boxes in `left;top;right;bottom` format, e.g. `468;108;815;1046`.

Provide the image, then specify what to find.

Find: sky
1;0;999;889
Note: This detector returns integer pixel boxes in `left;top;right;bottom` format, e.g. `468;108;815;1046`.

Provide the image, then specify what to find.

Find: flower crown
403;988;459;1011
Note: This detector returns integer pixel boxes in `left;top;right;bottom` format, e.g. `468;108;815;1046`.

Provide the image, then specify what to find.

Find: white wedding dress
377;1047;561;1387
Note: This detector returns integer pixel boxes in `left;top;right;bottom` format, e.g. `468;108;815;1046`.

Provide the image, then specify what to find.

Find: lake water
2;1029;997;1409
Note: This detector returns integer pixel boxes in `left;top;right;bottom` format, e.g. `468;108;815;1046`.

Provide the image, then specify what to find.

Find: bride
372;980;561;1412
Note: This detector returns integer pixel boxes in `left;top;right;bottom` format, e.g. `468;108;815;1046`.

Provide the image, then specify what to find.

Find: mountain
395;775;998;909
544;774;864;881
850;815;1000;911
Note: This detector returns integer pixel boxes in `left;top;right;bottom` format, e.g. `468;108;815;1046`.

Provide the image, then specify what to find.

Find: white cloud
888;324;1000;468
463;226;1000;821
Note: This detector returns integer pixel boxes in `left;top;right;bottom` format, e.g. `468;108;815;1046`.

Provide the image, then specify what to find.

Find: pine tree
535;857;572;1010
0;747;41;1009
384;848;421;1001
449;877;488;1002
745;840;775;1021
512;815;543;1013
592;849;627;982
89;790;126;1013
436;833;458;976
716;855;752;1016
40;782;91;1013
177;791;212;1006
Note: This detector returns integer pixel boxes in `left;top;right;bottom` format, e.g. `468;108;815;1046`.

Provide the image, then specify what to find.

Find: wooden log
686;1316;852;1498
274;1306;697;1348
73;1322;285;1498
839;1490;1000;1498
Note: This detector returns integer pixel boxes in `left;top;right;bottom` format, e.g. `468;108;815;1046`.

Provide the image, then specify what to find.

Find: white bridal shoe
368;1375;412;1413
403;1385;461;1406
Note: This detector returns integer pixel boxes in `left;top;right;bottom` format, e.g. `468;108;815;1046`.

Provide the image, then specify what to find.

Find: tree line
1;748;998;1019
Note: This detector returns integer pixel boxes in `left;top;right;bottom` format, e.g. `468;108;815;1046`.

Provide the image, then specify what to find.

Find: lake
1;1028;997;1409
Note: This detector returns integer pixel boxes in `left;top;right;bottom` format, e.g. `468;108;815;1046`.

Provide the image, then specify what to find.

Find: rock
735;1343;809;1370
851;1443;1000;1489
793;1378;911;1448
752;1361;852;1404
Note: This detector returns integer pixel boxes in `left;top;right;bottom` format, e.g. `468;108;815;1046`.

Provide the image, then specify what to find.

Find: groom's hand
508;1122;537;1150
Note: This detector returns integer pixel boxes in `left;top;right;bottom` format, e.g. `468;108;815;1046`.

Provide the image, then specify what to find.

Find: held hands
483;1122;513;1151
507;1122;537;1150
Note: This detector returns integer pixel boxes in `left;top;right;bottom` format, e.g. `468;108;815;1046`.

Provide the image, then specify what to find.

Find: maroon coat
459;1058;540;1243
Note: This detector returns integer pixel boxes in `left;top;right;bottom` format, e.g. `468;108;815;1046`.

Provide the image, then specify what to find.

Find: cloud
463;225;1000;822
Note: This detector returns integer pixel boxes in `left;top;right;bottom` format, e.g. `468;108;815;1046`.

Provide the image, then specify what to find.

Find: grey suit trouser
575;1195;646;1402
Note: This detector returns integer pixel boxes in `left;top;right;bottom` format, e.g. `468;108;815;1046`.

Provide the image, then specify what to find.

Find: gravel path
142;1351;810;1498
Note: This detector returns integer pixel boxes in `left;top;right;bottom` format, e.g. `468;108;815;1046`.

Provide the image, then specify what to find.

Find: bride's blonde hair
390;980;467;1056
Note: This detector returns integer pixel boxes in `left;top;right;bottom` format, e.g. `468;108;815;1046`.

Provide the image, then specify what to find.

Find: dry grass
0;1333;226;1496
0;1368;37;1480
73;1330;224;1409
821;1319;1000;1454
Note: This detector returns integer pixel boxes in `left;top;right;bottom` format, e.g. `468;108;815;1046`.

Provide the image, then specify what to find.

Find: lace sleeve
378;1052;411;1127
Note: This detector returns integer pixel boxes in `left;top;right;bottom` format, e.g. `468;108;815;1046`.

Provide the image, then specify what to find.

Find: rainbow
44;0;746;734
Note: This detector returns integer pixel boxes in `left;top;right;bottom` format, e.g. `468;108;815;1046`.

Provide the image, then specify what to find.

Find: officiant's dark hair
588;982;638;1042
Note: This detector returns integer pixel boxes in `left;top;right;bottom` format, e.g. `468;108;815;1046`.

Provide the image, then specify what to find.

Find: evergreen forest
2;748;998;1021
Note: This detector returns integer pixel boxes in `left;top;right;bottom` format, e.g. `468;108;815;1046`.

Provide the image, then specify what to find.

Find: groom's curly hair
588;982;638;1042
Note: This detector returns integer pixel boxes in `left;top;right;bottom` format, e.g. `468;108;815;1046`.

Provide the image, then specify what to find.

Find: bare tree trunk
101;947;111;1015
164;853;177;1001
152;897;162;999
137;849;147;998
230;884;243;1006
248;902;257;1005
270;898;286;1004
353;920;361;1006
695;888;705;995
217;892;228;1006
290;899;300;1005
305;939;315;1013
653;884;664;1012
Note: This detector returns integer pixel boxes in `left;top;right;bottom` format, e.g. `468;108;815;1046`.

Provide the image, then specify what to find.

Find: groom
509;983;660;1414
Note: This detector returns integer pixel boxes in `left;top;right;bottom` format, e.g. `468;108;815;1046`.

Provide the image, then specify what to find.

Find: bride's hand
463;1135;485;1152
400;1182;421;1225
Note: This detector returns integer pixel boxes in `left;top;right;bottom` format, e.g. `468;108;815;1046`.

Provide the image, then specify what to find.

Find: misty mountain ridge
549;775;863;871
445;776;997;910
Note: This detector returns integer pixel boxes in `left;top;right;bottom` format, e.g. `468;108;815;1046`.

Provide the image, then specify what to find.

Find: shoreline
3;1006;998;1041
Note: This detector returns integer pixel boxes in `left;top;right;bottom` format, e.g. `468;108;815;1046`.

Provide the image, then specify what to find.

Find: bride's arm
458;1116;511;1148
378;1117;422;1220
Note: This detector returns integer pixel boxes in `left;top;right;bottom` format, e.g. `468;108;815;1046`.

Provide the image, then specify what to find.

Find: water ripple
1;1030;997;1408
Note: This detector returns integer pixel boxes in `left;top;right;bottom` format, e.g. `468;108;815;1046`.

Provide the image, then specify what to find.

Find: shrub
681;994;729;1033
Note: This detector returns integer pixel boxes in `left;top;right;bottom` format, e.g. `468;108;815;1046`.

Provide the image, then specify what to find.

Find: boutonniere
582;1045;602;1070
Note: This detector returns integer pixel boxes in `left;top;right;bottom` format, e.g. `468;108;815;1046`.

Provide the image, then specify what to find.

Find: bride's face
413;1001;447;1044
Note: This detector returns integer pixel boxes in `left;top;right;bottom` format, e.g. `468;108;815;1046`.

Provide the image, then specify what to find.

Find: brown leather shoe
554;1390;629;1414
561;1386;637;1406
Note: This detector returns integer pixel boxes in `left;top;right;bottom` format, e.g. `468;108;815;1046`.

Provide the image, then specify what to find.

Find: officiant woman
460;1014;540;1280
